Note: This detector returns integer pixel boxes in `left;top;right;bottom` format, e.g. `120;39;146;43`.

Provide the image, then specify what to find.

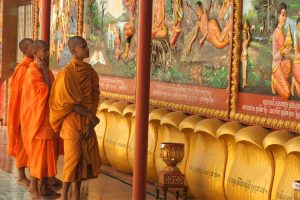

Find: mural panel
231;0;300;132
49;0;78;68
84;0;235;118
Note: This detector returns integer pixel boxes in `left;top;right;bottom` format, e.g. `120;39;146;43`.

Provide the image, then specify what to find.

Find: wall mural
231;0;300;132
83;0;235;119
49;0;78;68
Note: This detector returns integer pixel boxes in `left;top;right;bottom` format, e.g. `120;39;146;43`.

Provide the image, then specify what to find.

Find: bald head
19;38;34;56
68;36;89;59
68;36;86;52
32;40;48;54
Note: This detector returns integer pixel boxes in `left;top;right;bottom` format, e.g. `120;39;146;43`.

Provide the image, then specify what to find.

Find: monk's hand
89;114;100;126
84;123;95;140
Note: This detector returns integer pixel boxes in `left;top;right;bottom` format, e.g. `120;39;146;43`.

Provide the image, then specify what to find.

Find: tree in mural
252;0;278;33
87;0;101;33
99;0;108;30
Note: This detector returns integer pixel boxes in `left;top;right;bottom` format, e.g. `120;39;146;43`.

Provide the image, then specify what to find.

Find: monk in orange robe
21;40;60;198
7;38;33;186
49;36;101;200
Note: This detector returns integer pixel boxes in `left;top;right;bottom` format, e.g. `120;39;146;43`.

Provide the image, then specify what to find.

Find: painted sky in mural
84;0;233;89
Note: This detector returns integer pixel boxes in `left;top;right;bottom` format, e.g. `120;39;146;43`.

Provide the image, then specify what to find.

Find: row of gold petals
101;92;228;119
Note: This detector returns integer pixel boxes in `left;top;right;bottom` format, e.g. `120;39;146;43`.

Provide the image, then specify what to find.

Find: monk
49;36;101;200
21;40;60;198
7;38;33;186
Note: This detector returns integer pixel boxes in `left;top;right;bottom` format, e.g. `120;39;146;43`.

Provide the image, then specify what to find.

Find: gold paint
123;104;135;117
263;130;294;200
95;99;116;165
149;109;169;121
77;0;83;35
127;106;158;183
179;115;203;198
226;126;271;200
155;112;188;180
216;122;244;197
186;119;225;200
104;101;132;173
276;137;300;200
33;0;39;40
101;92;228;119
99;99;115;111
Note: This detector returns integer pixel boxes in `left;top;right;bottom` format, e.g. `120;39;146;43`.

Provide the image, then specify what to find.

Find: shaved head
68;36;86;52
32;40;48;54
19;38;34;54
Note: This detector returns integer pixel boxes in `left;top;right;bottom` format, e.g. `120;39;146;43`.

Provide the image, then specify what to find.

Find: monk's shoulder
55;62;75;81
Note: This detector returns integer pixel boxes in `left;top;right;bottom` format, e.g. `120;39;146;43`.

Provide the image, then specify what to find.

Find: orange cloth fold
21;61;58;178
50;58;101;182
7;56;33;168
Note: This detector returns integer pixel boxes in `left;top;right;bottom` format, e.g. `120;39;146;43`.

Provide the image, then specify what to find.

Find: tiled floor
0;128;156;200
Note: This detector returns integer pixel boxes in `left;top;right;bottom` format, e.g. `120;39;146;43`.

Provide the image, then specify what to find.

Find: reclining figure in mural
291;13;300;97
152;0;168;39
271;3;292;100
188;1;232;52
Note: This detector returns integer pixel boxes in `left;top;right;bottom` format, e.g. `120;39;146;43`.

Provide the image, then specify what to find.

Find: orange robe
7;56;33;168
49;58;101;182
21;61;58;179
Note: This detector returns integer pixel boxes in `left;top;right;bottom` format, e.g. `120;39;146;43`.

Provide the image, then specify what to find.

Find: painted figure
124;18;134;59
90;50;106;66
188;1;232;52
291;13;300;97
271;3;292;100
107;22;116;49
241;20;251;88
152;0;168;39
123;0;137;59
114;28;121;61
170;0;184;47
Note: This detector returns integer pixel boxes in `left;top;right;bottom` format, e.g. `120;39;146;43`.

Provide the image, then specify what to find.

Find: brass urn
159;143;185;186
293;180;300;200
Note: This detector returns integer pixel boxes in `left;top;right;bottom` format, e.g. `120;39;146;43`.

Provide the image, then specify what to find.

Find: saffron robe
49;58;101;182
21;61;58;179
7;56;33;168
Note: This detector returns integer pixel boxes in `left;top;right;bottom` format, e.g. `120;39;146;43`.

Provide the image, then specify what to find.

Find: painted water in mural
240;0;300;100
84;0;233;89
49;0;78;68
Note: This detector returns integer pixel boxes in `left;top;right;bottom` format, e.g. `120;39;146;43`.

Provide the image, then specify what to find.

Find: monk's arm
42;69;51;90
72;104;99;126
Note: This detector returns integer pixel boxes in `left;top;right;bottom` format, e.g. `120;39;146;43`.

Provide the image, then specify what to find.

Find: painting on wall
231;0;300;131
83;0;235;118
49;0;78;69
